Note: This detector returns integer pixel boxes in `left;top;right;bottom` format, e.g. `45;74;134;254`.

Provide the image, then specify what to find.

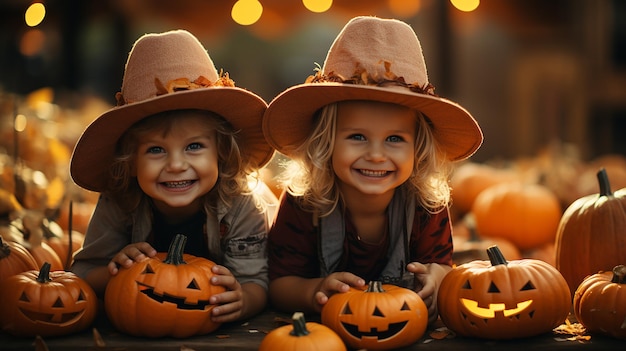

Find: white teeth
359;169;388;177
164;180;193;188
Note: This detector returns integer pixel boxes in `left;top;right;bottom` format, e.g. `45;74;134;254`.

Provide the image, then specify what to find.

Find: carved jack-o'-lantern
0;262;97;337
104;234;226;338
438;246;571;339
321;281;428;350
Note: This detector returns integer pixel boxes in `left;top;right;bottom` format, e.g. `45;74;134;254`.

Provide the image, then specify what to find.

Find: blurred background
1;0;625;263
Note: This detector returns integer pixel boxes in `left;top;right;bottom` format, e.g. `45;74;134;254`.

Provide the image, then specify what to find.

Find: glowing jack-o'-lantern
0;262;97;337
321;281;428;350
438;246;571;339
104;234;226;338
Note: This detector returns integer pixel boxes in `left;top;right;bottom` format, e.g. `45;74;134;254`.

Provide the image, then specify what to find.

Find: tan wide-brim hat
71;30;273;192
263;16;483;161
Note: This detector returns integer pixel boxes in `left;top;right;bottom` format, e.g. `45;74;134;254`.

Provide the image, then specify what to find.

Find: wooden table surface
1;306;623;351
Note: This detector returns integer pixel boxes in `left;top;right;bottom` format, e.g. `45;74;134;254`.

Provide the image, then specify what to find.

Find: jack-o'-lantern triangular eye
342;303;353;315
487;282;500;293
520;280;535;291
187;279;200;290
401;302;411;310
461;280;471;289
373;306;385;317
142;264;155;274
78;290;86;301
53;297;64;308
19;292;30;302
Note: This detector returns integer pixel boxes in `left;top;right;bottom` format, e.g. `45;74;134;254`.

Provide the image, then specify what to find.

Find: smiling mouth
460;298;533;318
137;282;210;310
358;169;390;177
162;180;195;188
341;321;408;340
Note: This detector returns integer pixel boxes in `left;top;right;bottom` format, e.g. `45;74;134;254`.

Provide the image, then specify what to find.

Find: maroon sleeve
268;193;320;280
409;206;453;266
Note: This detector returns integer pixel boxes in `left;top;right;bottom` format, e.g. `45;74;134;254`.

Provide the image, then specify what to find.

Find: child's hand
208;265;244;323
314;272;365;310
407;262;452;325
108;242;157;275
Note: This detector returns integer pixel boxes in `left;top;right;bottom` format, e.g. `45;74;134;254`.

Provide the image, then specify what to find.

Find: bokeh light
231;0;263;26
388;0;421;18
25;2;46;27
450;0;480;12
303;0;333;13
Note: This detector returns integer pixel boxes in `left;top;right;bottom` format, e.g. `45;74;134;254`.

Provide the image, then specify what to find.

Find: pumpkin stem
597;168;613;197
36;262;52;283
365;280;385;293
289;312;310;337
486;245;508;266
162;234;187;265
611;265;626;284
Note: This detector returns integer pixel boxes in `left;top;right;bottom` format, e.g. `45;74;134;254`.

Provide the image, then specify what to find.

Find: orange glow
232;0;263;26
460;298;533;318
388;0;421;18
450;0;480;12
19;29;46;56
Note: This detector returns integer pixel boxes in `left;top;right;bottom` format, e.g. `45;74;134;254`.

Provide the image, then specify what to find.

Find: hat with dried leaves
71;30;273;192
263;16;483;161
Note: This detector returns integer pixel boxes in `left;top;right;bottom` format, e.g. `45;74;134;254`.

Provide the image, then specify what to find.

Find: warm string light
450;0;480;12
232;0;263;25
25;2;46;27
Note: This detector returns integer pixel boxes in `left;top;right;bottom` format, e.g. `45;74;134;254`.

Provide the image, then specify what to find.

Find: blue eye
348;134;366;141
147;146;164;154
186;142;203;150
387;135;404;143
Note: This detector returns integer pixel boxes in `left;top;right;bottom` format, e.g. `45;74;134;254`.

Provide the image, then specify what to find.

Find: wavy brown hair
282;101;452;217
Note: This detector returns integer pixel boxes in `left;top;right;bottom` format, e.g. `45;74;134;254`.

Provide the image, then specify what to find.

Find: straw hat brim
71;87;273;192
263;83;483;161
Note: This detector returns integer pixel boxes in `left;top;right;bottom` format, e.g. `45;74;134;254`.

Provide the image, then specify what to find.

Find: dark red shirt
268;193;453;282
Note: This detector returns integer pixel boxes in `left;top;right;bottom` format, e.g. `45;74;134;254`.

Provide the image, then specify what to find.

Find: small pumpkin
573;265;626;340
321;281;427;350
0;236;38;282
471;182;562;250
259;312;346;351
0;262;98;337
438;245;571;339
555;168;626;296
104;234;226;338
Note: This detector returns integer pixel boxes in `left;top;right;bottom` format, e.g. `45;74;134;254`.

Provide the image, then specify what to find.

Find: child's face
135;111;219;214
332;101;416;199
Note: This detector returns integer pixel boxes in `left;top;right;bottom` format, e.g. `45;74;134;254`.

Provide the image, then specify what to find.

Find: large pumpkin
471;182;562;250
104;234;225;338
0;262;97;337
259;312;346;351
573;265;626;340
438;245;571;339
321;281;428;350
555;168;626;296
0;236;38;282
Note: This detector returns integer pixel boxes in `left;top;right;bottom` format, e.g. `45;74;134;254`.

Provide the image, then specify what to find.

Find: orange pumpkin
573;265;626;340
259;312;347;351
438;246;571;339
0;262;98;337
471;182;562;250
104;234;226;338
555;168;626;296
321;281;427;350
0;236;38;282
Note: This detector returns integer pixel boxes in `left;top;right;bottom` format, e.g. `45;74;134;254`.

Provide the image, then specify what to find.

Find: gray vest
316;189;416;288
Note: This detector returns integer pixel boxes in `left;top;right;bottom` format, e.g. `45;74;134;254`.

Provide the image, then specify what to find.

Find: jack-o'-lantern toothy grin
340;320;408;340
136;281;211;310
460;298;533;318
